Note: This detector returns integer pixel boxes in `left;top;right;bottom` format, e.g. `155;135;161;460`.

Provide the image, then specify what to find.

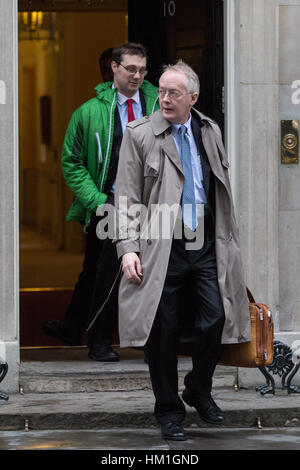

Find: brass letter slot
281;120;299;164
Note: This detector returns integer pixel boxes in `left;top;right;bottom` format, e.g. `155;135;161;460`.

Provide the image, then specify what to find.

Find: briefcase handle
246;286;256;303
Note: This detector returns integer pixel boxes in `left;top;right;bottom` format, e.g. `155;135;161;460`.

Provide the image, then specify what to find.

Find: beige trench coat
114;109;251;348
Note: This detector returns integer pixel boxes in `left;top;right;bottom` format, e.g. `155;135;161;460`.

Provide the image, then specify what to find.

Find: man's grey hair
162;60;200;94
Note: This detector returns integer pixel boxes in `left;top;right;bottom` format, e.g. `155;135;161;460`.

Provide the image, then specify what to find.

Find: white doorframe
224;0;240;216
0;0;20;392
13;0;20;346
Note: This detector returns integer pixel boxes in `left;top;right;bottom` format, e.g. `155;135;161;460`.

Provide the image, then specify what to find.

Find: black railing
256;341;300;395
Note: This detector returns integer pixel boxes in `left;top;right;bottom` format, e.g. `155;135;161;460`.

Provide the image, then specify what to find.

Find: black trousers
145;215;225;424
62;196;120;348
87;228;120;348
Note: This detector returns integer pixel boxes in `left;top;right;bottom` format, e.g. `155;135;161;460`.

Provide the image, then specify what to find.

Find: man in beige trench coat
114;60;251;441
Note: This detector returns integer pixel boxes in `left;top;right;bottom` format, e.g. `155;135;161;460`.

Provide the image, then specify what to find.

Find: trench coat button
228;233;233;241
147;239;152;245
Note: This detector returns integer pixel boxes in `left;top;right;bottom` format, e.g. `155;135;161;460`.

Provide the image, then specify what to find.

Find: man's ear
191;92;199;106
111;61;118;73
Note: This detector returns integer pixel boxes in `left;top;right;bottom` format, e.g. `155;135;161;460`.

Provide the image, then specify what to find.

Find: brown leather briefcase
218;288;274;368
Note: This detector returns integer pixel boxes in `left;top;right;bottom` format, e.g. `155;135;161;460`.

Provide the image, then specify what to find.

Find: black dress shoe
161;422;187;441
88;346;120;362
182;388;225;425
43;320;81;346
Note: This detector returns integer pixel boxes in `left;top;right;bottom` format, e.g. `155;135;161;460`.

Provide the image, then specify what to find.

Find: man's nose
162;92;171;102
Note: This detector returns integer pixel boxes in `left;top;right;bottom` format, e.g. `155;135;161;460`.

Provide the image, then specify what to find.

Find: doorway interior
18;2;128;348
18;0;224;350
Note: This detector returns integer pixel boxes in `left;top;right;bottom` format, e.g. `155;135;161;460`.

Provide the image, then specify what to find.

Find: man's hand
122;252;143;284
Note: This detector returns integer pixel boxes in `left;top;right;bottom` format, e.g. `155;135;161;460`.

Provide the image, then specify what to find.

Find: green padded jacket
61;80;159;226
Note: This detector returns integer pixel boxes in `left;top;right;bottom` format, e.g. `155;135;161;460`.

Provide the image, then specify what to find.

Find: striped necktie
179;125;197;231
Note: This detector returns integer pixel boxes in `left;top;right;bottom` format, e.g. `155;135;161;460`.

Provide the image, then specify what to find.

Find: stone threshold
0;388;300;431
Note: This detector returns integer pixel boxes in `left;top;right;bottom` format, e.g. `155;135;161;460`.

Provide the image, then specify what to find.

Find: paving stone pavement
0;427;300;451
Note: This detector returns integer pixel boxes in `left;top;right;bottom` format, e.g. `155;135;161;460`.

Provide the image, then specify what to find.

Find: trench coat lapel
151;110;184;175
200;121;230;191
161;134;184;175
191;115;211;198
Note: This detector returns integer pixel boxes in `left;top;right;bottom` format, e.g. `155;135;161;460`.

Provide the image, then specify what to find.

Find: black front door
128;0;224;133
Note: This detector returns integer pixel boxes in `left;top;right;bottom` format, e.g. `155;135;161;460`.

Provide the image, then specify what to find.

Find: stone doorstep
19;370;237;394
0;388;300;431
19;361;238;394
8;353;299;431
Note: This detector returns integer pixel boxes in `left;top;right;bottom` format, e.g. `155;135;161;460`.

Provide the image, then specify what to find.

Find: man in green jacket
44;42;159;361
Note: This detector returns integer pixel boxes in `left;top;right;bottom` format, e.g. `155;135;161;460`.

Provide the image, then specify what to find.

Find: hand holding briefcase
218;287;274;368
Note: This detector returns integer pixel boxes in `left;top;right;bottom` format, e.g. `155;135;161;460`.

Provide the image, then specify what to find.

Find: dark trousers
61;217;101;342
62;197;120;348
145;215;225;424
87;231;120;348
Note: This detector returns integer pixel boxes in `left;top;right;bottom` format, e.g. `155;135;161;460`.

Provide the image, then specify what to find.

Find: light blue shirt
115;87;144;133
171;115;207;209
111;87;143;192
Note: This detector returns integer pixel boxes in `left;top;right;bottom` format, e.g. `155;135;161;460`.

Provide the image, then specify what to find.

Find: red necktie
127;99;135;123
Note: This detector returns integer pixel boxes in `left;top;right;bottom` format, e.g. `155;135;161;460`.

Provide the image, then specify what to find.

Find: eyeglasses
158;89;193;100
118;63;148;76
